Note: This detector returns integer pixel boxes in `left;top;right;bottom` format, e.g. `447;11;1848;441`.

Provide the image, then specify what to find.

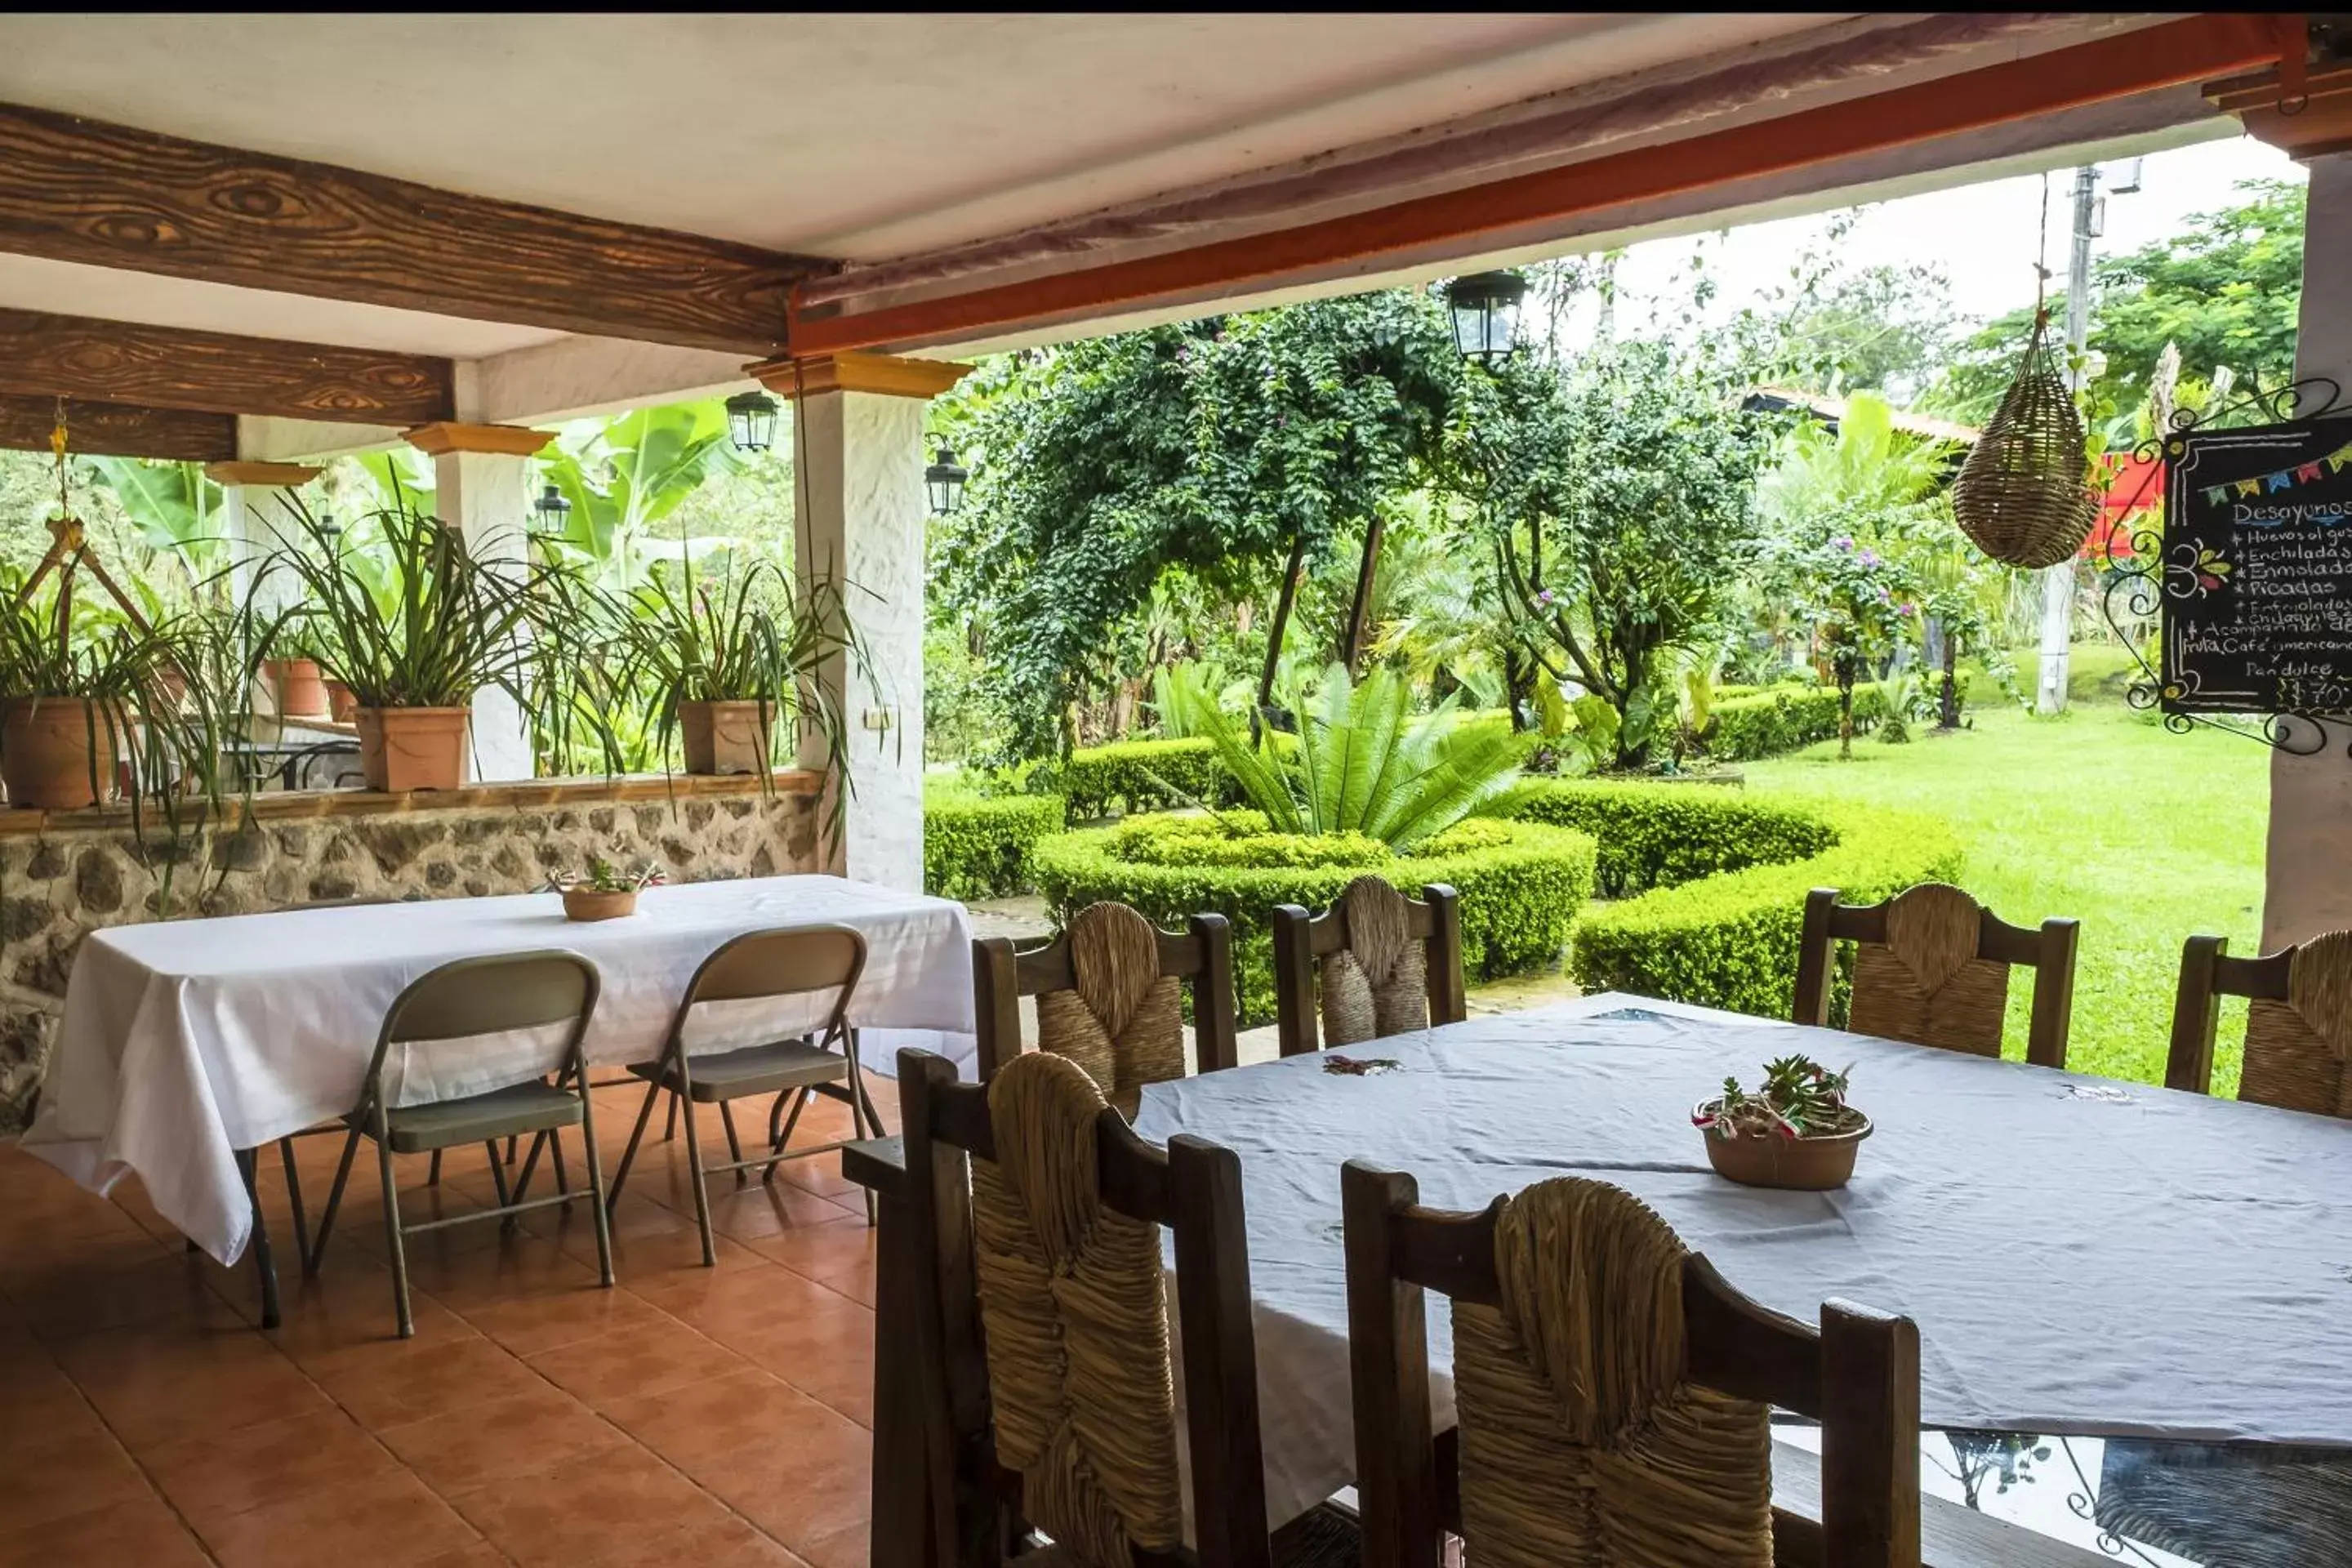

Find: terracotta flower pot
1695;1108;1872;1192
268;658;331;720
679;699;773;776
561;888;639;922
2;697;119;810
323;679;358;724
354;706;470;792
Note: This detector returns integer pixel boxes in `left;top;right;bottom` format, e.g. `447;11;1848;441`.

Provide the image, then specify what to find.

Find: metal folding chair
304;950;612;1337
607;923;878;1265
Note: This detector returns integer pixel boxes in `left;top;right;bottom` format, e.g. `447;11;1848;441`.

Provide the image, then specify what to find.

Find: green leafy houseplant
1693;1054;1864;1141
0;573;163;810
621;553;875;801
261;498;542;791
548;856;665;923
1692;1053;1871;1192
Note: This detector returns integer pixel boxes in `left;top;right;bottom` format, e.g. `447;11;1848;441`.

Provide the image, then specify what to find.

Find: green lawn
1742;699;2267;1093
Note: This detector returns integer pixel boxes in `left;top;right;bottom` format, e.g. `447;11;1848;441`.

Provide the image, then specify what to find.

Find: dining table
24;874;978;1323
848;991;2352;1568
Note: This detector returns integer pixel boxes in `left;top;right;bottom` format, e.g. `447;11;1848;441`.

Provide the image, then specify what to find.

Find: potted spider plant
623;554;868;782
1692;1054;1872;1191
262;499;539;792
0;578;159;809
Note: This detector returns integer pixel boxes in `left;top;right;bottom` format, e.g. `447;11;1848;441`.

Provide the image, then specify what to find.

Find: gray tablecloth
1133;996;2352;1524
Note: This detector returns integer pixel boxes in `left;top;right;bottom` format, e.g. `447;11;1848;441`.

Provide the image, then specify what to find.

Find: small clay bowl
1695;1107;1872;1191
561;888;639;922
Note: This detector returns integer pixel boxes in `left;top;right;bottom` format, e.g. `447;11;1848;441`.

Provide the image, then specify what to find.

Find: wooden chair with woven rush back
2168;928;2352;1112
1794;883;2079;1069
898;1043;1355;1568
974;901;1240;1108
605;922;880;1261
1272;876;1465;1058
1343;1162;1922;1568
304;950;612;1338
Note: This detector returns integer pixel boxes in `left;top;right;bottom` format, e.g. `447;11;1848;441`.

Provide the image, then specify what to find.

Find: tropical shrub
1182;663;1530;849
1553;791;1962;1018
923;782;1067;901
1031;813;1597;1022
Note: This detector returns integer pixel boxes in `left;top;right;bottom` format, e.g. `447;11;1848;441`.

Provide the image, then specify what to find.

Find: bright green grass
1743;700;2265;1093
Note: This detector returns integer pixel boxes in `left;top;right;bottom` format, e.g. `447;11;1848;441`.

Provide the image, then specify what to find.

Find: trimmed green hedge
1062;737;1232;819
1706;683;1885;762
1031;816;1598;1023
1512;782;1961;1019
1493;778;1835;898
923;787;1067;901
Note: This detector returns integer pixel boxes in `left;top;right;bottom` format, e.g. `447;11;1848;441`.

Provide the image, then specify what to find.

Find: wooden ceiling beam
0;307;453;425
0;393;234;461
0;100;822;355
786;12;2284;356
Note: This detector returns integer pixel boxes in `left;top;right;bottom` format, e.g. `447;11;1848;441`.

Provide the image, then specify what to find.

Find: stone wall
0;772;822;1133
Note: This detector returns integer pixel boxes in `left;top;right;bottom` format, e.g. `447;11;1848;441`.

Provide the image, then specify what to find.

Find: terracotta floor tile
199;1469;483;1568
795;1518;871;1568
60;1323;334;1451
669;1386;871;1557
0;1352;103;1450
3;1242;229;1335
375;1383;633;1494
310;1333;550;1430
0;1425;153;1532
525;1324;748;1414
561;1223;764;1300
738;1216;877;1286
702;1181;871;1243
446;1444;742;1567
719;1299;876;1427
585;1513;811;1567
634;1257;851;1337
414;1546;517;1568
390;1229;601;1311
141;1407;400;1530
599;1366;841;1476
457;1280;671;1358
263;1251;480;1365
0;1492;213;1568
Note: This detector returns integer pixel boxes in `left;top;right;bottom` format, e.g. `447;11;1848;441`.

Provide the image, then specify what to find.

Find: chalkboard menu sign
2163;417;2352;718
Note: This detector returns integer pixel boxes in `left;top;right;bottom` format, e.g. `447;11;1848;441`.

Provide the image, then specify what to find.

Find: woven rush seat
625;1035;841;1101
364;1080;583;1153
2172;928;2352;1114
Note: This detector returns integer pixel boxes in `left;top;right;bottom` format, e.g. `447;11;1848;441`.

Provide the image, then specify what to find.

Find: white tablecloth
26;876;975;1262
1132;993;2352;1525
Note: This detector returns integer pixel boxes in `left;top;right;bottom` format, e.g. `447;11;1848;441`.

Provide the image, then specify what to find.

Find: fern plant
1177;662;1530;849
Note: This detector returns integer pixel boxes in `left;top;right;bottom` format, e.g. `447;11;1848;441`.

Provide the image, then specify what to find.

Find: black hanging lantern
1443;270;1528;363
725;390;781;453
924;446;969;516
530;481;572;537
317;510;341;546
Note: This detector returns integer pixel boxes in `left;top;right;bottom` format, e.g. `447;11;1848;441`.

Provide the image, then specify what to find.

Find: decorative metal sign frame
2098;376;2352;755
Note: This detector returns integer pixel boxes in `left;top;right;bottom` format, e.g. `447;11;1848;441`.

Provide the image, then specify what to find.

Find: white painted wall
2264;152;2352;949
428;447;536;783
794;389;928;891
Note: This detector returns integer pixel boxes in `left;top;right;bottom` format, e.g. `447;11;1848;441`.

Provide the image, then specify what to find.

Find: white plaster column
205;461;321;725
761;353;971;890
402;421;551;784
2265;151;2352;948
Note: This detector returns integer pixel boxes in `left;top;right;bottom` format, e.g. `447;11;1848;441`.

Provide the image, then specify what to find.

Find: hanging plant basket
1951;312;2098;569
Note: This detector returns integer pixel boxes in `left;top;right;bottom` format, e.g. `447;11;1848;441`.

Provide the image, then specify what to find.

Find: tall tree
1931;178;2305;423
939;290;1461;758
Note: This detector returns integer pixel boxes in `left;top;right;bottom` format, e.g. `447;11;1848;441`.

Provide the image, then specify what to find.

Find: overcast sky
1585;131;2303;345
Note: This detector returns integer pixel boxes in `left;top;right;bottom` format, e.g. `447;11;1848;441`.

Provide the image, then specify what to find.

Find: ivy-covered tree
1463;338;1772;768
938;290;1461;758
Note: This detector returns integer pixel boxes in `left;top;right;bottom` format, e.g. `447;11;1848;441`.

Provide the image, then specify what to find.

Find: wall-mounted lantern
924;446;969;516
1442;270;1528;363
530;482;572;537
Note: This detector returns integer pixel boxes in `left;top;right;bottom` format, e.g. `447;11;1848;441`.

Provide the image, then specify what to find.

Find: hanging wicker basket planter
1952;312;2098;568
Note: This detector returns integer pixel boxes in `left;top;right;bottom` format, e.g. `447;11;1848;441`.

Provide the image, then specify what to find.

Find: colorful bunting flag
2206;484;2231;506
2238;478;2264;497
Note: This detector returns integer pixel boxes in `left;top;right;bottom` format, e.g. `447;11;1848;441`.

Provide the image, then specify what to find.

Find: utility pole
2037;164;2100;715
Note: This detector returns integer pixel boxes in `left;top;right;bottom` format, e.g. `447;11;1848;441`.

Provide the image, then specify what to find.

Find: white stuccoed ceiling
0;12;1842;259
